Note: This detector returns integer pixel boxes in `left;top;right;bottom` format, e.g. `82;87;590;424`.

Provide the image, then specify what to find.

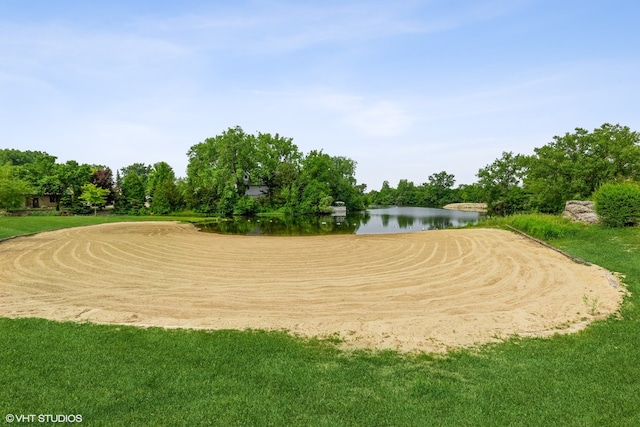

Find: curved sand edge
0;222;625;353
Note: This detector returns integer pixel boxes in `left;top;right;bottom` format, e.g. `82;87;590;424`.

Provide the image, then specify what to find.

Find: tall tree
297;150;335;214
369;181;396;206
0;149;55;168
58;160;93;213
395;179;418;206
118;172;146;213
186;126;365;215
526;123;640;213
120;163;151;191
424;171;456;207
186;126;255;215
1;150;63;200
252;132;302;206
147;162;176;196
477;152;528;216
295;150;365;213
147;162;182;214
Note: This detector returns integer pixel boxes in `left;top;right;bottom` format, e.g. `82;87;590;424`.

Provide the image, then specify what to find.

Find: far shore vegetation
2;123;638;227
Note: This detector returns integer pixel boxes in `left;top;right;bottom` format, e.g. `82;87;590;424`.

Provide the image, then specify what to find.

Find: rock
562;200;599;224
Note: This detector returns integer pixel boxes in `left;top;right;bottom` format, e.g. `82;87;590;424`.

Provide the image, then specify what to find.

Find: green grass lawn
0;214;209;240
1;215;639;426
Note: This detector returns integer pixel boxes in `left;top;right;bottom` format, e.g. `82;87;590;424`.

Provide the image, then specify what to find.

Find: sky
1;0;639;190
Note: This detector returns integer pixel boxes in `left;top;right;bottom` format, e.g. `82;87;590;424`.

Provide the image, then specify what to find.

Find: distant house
242;172;269;199
245;185;269;199
24;194;60;209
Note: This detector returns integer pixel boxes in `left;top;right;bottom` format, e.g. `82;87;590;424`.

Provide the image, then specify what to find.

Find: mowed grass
1;215;639;426
0;214;209;240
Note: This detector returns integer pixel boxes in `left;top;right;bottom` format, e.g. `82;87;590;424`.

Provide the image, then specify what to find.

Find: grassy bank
0;214;210;240
1;215;639;425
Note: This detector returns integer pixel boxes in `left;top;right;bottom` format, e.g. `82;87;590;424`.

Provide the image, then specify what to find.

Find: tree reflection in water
197;207;481;236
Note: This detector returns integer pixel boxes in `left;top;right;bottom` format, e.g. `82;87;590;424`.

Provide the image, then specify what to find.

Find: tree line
2;123;638;220
475;123;640;216
367;172;482;208
0;126;367;216
368;123;640;219
183;126;366;216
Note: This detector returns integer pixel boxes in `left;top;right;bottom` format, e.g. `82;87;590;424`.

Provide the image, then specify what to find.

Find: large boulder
562;200;599;224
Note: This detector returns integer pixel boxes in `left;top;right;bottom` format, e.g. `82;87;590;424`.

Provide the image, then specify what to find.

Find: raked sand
0;221;624;353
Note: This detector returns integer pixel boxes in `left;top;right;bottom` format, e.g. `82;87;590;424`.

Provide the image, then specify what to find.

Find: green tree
186;127;365;215
330;155;365;210
526;123;640;213
252;132;302;207
369;181;396;206
424;171;457;207
147;162;182;214
280;182;300;215
0;164;33;211
395;179;418;206
186;126;256;215
296;150;365;214
151;180;183;214
58;161;93;214
477;152;529;216
120;163;151;190
116;163;152;214
78;183;110;216
147;162;175;197
118;172;147;214
1;150;64;208
0;149;56;170
457;183;483;203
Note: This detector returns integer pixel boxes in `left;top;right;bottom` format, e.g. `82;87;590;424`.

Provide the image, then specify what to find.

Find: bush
594;182;640;227
233;196;259;216
67;200;92;215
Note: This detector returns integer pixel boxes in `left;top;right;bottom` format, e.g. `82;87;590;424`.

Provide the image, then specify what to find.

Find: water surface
197;206;482;236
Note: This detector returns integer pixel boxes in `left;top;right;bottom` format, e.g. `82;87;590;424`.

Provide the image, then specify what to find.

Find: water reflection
355;207;480;235
197;206;481;236
198;215;360;236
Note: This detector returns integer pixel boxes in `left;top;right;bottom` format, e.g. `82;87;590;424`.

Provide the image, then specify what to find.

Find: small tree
79;183;110;216
594;182;640;227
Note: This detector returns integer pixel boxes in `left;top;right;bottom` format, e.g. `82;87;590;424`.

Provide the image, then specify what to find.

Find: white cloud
306;90;415;137
347;101;415;137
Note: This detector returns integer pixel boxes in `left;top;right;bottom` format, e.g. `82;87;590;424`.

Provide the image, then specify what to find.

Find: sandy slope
0;222;624;352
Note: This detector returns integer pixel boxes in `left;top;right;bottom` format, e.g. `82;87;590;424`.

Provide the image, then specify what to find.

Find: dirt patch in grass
0;222;624;353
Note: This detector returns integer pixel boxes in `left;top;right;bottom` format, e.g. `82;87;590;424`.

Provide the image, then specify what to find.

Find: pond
196;206;482;236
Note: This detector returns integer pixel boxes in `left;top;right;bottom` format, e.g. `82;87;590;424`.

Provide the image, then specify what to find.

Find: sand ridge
0;221;624;352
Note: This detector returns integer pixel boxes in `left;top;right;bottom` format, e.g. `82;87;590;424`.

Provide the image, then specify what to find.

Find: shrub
594;182;640;227
233;196;259;216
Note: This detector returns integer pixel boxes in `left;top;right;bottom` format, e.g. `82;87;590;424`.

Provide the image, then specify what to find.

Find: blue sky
1;1;638;190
